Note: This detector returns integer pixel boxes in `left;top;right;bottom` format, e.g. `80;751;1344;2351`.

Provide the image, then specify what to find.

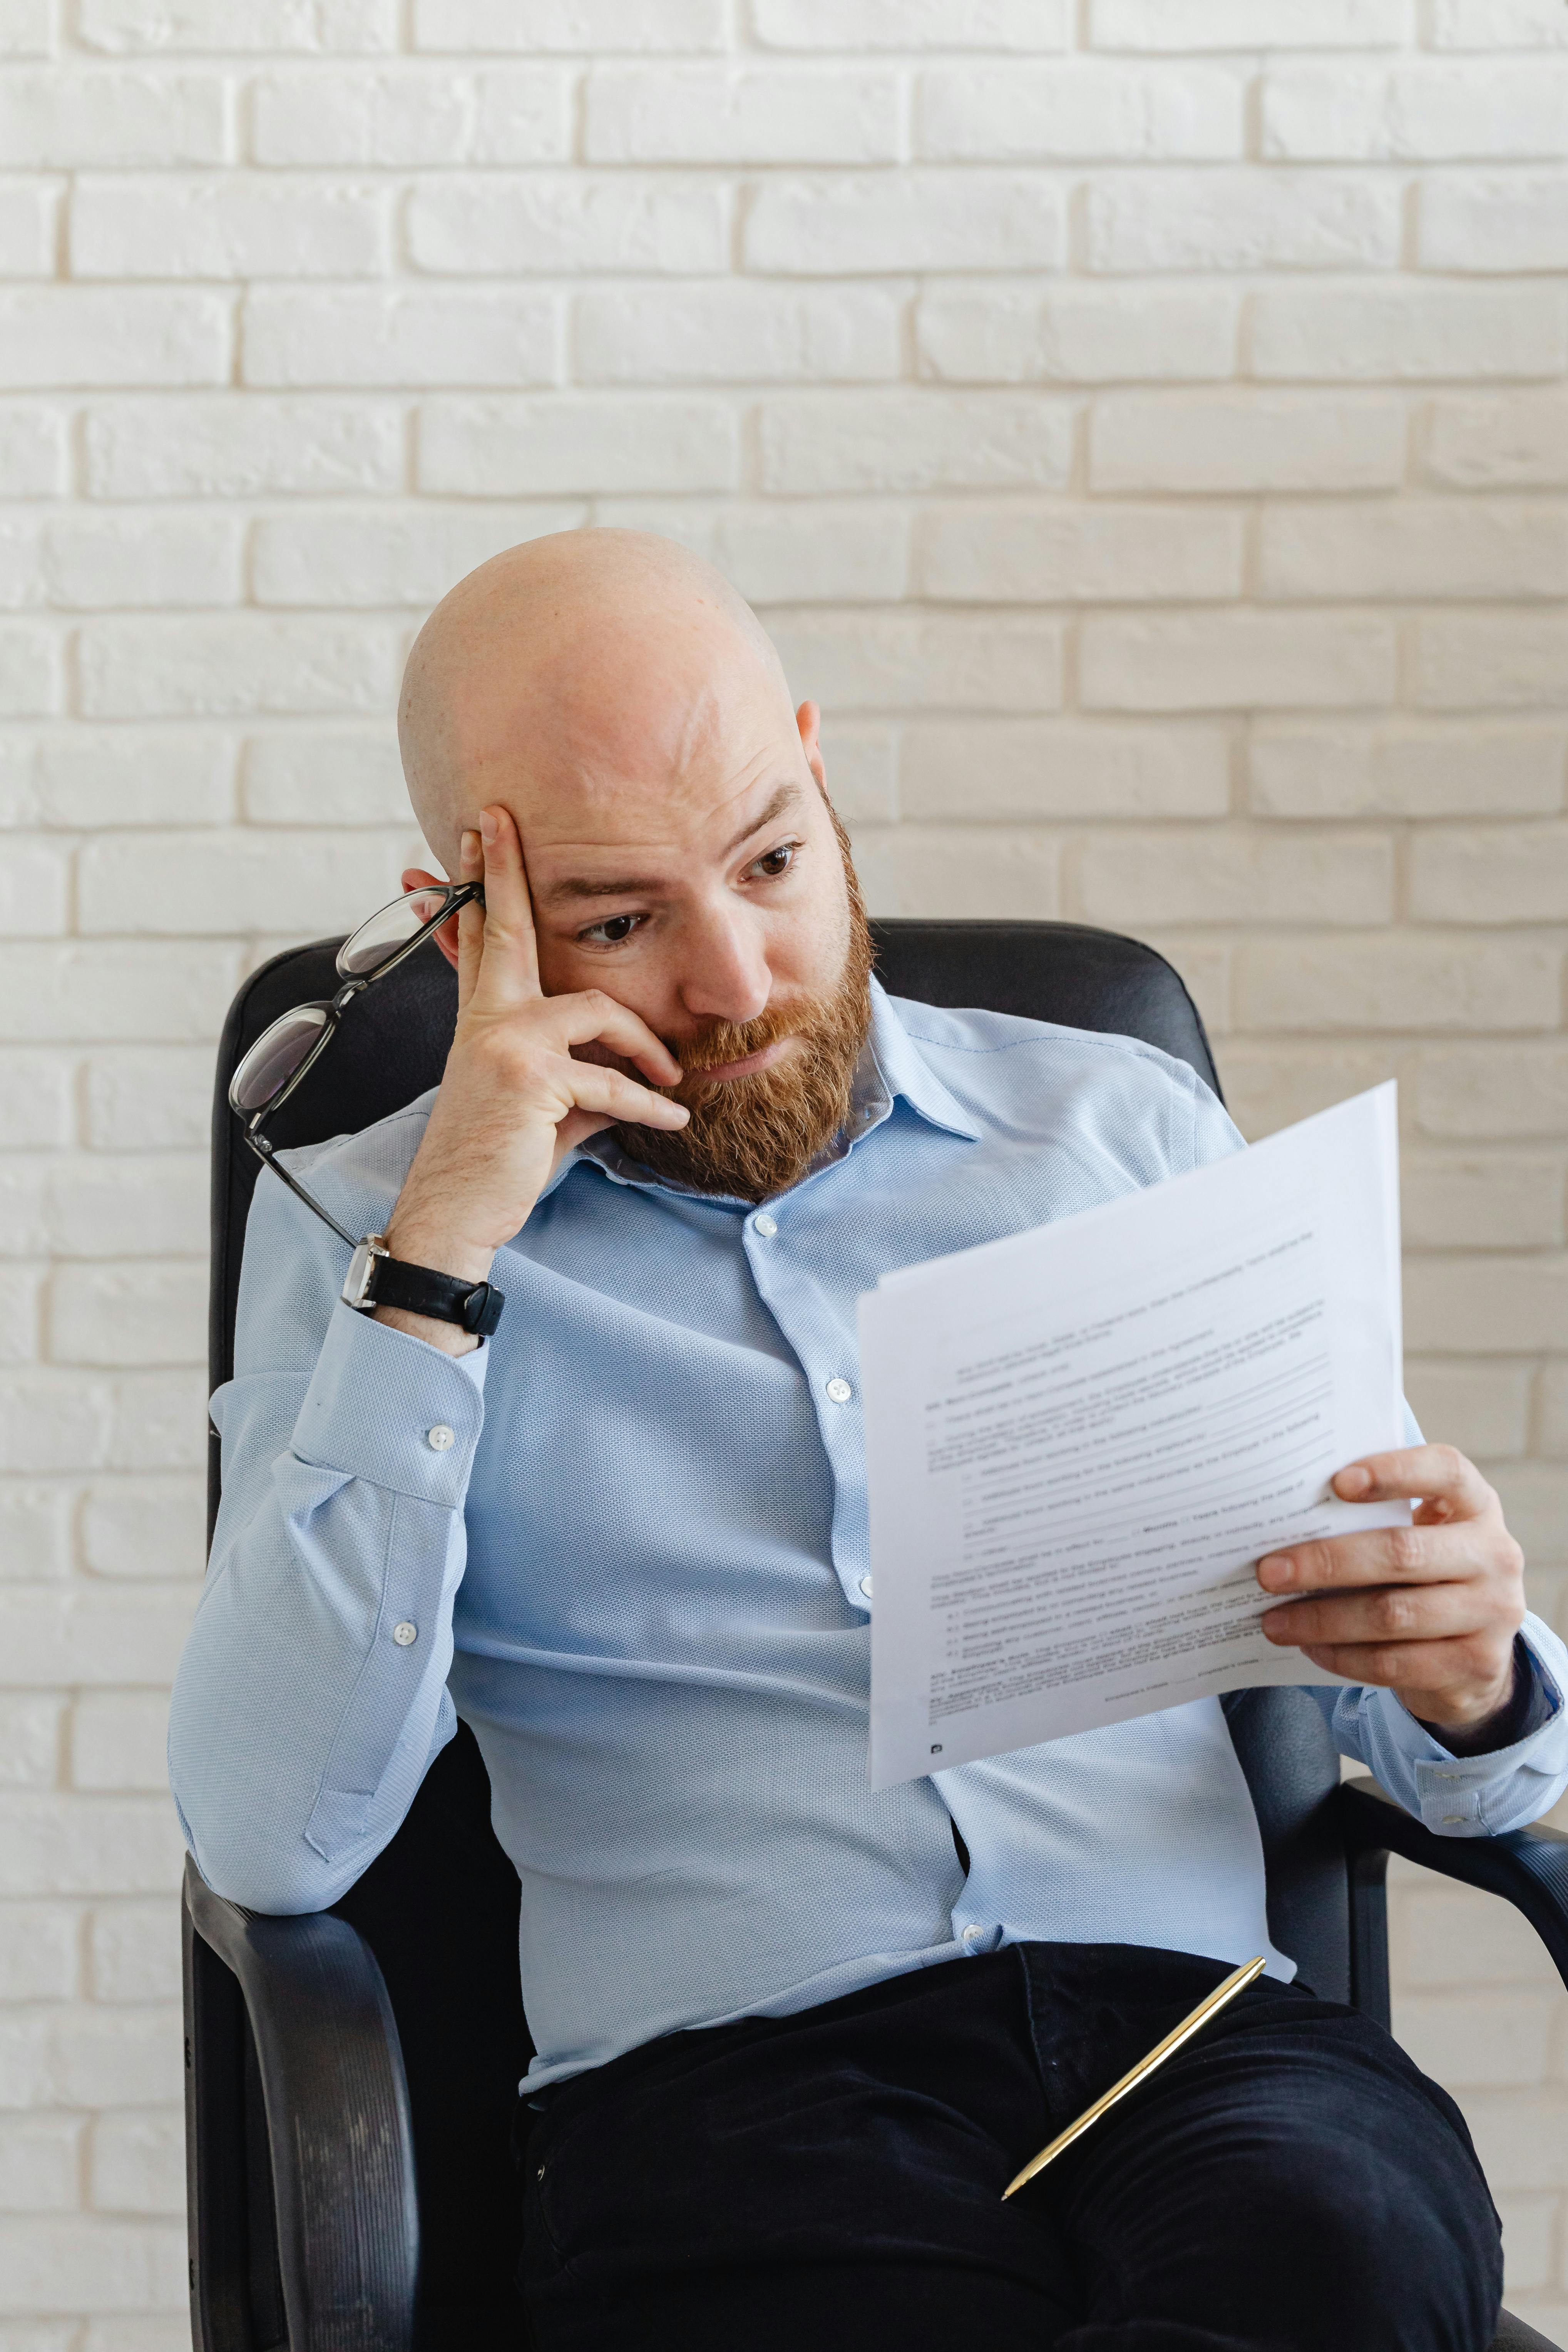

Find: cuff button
393;1621;418;1647
426;1424;455;1451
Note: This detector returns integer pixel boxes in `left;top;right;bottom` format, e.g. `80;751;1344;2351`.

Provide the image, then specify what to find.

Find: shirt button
961;1923;984;1944
859;1576;873;1599
426;1425;455;1451
1441;1813;1466;1825
753;1213;778;1238
392;1621;418;1646
825;1377;853;1405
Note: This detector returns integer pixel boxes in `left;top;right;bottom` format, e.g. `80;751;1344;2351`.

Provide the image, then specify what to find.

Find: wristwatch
341;1233;505;1338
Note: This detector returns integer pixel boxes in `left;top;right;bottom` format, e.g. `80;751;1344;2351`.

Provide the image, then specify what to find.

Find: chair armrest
183;1853;419;2352
1335;1778;1568;1995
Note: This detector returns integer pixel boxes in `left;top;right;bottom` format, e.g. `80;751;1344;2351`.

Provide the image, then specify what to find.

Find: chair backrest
208;918;1348;2337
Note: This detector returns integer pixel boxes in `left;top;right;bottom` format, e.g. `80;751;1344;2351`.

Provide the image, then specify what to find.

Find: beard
610;820;875;1204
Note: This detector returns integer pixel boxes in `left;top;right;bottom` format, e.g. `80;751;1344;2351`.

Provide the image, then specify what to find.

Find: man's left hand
1258;1445;1526;1743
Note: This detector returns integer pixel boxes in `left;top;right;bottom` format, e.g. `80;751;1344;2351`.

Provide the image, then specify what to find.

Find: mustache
663;1004;800;1085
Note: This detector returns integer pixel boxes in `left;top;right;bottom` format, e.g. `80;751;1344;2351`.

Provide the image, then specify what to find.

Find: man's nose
676;904;772;1030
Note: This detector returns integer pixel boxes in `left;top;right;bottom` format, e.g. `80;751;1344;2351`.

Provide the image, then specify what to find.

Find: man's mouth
687;1036;797;1085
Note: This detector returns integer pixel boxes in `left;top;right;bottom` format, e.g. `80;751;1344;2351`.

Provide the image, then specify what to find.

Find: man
172;530;1566;2351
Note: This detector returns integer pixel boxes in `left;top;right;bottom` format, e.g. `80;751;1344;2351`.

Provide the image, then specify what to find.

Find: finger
470;804;541;1006
1261;1576;1486;1652
550;990;683;1086
563;1061;691;1132
1330;1444;1493;1518
1257;1519;1478;1595
452;829;485;1013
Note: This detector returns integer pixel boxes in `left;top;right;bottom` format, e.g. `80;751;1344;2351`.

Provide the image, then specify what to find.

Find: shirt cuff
1363;1616;1565;1837
289;1299;487;1507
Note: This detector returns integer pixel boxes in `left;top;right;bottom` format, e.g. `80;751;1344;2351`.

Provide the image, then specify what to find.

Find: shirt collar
865;979;982;1143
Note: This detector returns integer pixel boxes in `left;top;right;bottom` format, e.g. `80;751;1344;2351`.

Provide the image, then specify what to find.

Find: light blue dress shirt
170;984;1568;2089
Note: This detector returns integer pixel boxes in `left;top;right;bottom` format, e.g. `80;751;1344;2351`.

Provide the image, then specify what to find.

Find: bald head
398;529;798;879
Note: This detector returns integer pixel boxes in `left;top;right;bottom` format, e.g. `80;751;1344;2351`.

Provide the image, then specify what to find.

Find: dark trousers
520;1943;1503;2352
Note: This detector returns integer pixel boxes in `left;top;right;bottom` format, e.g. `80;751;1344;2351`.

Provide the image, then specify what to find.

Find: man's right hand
375;803;688;1354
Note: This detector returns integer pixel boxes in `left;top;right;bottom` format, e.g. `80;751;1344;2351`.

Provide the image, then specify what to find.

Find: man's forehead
522;777;805;906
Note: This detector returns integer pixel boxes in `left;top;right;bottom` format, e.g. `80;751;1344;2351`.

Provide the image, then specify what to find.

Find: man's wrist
381;1219;496;1289
1412;1644;1528;1756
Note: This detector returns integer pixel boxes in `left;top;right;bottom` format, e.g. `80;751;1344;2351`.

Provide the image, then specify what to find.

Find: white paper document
861;1083;1408;1790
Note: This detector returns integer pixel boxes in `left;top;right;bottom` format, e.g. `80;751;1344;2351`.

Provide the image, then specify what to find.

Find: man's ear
796;699;827;795
402;866;463;972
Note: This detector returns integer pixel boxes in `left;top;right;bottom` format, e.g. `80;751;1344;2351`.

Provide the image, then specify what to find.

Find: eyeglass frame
228;879;483;1252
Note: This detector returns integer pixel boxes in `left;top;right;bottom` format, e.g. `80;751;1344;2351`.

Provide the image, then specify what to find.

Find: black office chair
185;919;1568;2352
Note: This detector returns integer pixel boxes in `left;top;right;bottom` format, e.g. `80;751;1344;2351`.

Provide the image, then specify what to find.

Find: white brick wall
0;5;1563;2342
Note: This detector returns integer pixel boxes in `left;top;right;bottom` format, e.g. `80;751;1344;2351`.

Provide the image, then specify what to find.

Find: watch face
342;1240;376;1311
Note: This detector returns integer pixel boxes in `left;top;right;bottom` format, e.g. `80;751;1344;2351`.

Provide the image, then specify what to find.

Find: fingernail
480;809;499;843
1259;1553;1293;1586
460;829;479;865
1337;1466;1372;1497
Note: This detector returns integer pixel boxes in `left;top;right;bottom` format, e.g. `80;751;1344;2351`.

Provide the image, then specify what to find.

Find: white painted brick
1545;1364;1568;1460
243;286;559;388
7;1590;197;1687
474;68;574;162
1077;829;1392;928
1422;173;1568;275
0;2213;184;2313
79;1479;204;1582
417;395;739;495
0;1797;184;1902
1433;0;1568;45
241;728;405;825
32;1157;206;1259
0;1486;72;1584
817;724;895;823
916;283;1238;385
84;395;402;499
0;71;224;165
1264;63;1568;161
1090;0;1412;46
0;1908;77;2000
751;0;1069;46
0;840;67;937
32;732;234;828
0;408;67;500
0;182;54;278
0;0;52;57
0;1056;74;1151
0;2329;79;2352
80;826;407;936
1237;938;1560;1032
760;393;1071;494
1494;2194;1558;2297
913;502;1244;603
49;1265;204;1368
916;64;1241;162
0;1165;48;1259
765;609;1063;714
1081;613;1397;713
39;514;242;612
72;1697;170;1797
1222;1043;1409;1142
1248;722;1566;819
0;2117;82;2213
89;1904;179;2007
746;174;1064;275
253;502;584;607
107;1370;208;1473
1086;171;1401;274
1407;1150;1566;1249
0;626;61;717
1404;1359;1535;1455
0;943;240;1043
902;723;1230;823
587;66;899;164
1416;1044;1568;1140
1410;824;1568;925
1090;395;1405;493
1490;1460;1568;1562
1406;1257;1568;1356
1415;616;1568;711
72;173;390;283
249;68;480;166
413;0;726;49
82;1048;212;1152
0;1269;43;1366
82;2325;191;2352
0;519;45;612
77;617;400;719
853;825;1058;921
407;175;727;276
576;283;901;386
1425;393;1568;491
1251;283;1568;382
81;0;394;47
0;291;231;393
0;1699;62;1792
90;2111;181;2216
1260;499;1568;601
1399;1991;1557;2089
595;499;910;603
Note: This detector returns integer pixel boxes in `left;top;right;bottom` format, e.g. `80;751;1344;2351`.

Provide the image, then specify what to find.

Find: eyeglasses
229;881;482;1249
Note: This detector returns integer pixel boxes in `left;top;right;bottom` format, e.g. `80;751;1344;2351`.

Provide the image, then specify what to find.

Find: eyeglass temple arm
243;1129;360;1252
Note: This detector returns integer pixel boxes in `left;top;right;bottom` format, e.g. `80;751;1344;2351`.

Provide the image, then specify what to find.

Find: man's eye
579;913;643;947
752;842;798;879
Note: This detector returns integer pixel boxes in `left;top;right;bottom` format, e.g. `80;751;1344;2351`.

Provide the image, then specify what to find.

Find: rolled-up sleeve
169;1123;489;1913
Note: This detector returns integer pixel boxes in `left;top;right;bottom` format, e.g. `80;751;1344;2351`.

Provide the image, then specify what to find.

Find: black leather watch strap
342;1235;504;1338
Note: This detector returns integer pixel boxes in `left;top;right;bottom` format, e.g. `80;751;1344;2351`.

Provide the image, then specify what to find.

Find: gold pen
1002;1954;1267;2201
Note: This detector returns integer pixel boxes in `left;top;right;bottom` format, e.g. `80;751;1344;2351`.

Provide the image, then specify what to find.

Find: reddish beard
611;838;875;1204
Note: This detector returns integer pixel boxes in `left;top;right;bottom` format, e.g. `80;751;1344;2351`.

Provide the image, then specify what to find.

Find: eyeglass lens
336;887;456;979
229;1003;332;1114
